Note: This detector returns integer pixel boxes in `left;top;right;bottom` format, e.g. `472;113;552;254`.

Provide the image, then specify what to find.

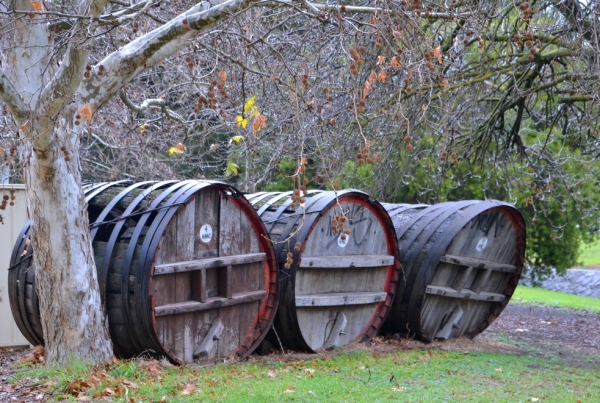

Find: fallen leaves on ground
179;383;197;396
20;346;44;365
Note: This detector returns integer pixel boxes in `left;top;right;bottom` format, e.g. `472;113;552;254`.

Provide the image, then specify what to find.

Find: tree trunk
23;111;113;364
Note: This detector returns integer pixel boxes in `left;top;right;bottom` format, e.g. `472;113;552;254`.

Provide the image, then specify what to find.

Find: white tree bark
0;0;252;364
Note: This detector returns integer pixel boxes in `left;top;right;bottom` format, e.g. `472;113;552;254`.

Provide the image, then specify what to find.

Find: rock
520;268;600;299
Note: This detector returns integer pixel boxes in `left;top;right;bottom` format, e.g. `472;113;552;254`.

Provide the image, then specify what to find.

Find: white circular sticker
338;234;349;248
199;224;213;243
476;237;488;252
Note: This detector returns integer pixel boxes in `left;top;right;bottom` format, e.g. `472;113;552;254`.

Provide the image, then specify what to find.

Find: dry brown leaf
101;387;116;397
21;345;44;364
79;102;93;123
20;238;31;257
440;79;449;89
390;56;401;70
252;114;267;137
433;46;442;64
20;121;30;132
121;380;139;389
76;396;92;401
376;55;386;66
30;0;43;12
138;359;163;377
267;369;278;378
179;383;197;396
362;80;372;99
218;71;227;84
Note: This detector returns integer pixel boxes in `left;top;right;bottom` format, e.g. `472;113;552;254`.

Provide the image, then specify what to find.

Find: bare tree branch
0;67;30;120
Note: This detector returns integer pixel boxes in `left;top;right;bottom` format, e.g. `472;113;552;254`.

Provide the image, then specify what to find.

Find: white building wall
0;184;30;347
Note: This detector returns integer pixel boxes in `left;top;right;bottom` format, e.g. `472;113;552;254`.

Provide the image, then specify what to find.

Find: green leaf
225;162;239;177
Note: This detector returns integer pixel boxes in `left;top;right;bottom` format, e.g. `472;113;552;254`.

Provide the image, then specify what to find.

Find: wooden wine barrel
246;190;399;352
8;180;278;364
380;201;526;342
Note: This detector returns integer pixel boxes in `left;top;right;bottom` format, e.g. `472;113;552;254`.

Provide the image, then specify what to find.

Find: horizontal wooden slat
154;290;267;316
154;253;266;275
440;254;517;273
425;285;505;302
298;255;395;268
295;291;388;307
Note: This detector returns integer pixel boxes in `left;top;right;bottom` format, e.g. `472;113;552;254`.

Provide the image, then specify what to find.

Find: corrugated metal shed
0;184;30;347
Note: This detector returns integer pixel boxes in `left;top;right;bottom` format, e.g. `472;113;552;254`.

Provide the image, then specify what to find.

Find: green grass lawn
14;348;600;402
12;286;600;402
579;239;600;267
512;285;600;313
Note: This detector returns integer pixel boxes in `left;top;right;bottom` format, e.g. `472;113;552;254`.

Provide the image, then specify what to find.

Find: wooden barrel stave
249;190;399;352
8;180;278;364
383;201;525;342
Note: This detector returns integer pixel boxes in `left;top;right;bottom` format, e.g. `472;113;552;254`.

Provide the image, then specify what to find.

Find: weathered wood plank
435;305;464;340
218;197;243;356
322;312;347;349
191;269;207;303
295;291;387;307
425;285;505;302
440;255;516;272
193;318;224;359
154;291;266;316
154;253;266;275
298;255;394;268
219;265;233;299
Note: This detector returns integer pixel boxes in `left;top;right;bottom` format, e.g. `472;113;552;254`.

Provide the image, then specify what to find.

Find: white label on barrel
476;237;488;252
200;224;213;243
338;234;349;248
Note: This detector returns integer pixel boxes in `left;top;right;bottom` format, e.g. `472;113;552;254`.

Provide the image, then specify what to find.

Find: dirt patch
477;303;600;368
2;303;600;401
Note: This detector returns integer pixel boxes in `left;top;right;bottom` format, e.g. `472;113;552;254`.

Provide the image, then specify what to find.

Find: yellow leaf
244;96;256;114
168;146;184;155
79;102;93;122
225;162;239;177
248;107;261;118
30;0;43;12
236;116;248;129
231;135;245;144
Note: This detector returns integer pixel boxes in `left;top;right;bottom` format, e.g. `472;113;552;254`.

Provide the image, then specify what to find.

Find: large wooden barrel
246;190;399;352
8;180;278;364
380;201;526;342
